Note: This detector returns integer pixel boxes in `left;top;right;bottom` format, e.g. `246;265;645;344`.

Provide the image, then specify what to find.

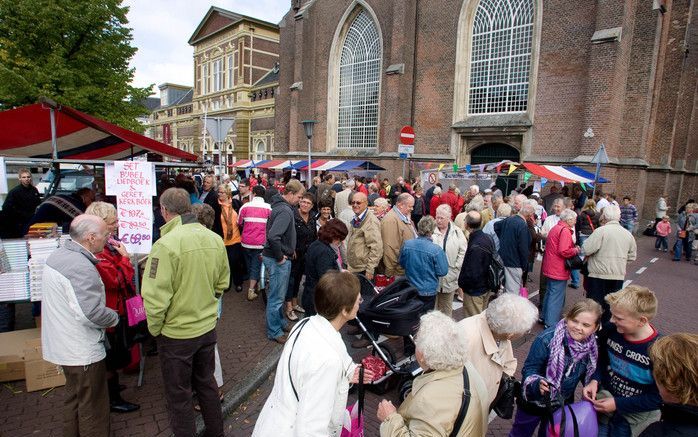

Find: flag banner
507;164;517;176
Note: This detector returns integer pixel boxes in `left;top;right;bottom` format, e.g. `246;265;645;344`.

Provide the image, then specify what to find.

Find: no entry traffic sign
400;126;415;145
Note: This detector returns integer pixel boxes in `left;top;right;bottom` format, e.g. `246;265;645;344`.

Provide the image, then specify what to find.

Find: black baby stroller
354;275;423;400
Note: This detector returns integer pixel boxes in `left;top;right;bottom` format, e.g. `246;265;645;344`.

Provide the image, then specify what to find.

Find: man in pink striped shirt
238;185;271;301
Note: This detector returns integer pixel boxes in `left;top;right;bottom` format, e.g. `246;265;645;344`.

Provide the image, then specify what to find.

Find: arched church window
469;0;534;114
337;9;382;149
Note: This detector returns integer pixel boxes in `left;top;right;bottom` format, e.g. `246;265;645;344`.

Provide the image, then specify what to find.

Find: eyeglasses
350;201;365;205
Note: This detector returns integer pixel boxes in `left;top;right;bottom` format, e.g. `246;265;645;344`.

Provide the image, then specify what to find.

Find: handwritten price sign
106;161;154;254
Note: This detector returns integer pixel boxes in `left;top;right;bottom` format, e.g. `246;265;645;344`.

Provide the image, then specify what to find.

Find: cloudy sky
123;0;288;96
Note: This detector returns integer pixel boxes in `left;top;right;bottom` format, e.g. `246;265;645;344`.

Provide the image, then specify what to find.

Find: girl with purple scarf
509;299;602;437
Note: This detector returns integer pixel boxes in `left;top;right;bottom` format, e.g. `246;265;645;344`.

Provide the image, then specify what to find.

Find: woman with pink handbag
85;202;140;414
252;271;374;437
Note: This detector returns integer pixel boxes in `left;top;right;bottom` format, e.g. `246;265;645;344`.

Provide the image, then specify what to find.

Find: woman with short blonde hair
84;201;140;413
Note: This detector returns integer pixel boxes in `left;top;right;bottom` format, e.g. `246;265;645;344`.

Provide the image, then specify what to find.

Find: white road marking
636;267;647;274
650;257;659;263
623;280;633;288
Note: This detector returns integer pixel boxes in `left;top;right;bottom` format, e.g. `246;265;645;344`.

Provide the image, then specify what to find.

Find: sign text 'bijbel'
105;161;155;254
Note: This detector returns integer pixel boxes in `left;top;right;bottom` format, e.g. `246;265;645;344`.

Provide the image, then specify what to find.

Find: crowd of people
1;167;697;437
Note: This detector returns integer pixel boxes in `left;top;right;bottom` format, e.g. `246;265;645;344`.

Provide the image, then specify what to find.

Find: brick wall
275;0;698;214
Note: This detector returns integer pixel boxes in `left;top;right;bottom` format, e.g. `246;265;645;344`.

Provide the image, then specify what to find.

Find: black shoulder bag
450;366;472;437
288;318;311;401
490;374;516;419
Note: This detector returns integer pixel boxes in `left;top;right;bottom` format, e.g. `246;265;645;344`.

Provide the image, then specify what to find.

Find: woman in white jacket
252;271;374;437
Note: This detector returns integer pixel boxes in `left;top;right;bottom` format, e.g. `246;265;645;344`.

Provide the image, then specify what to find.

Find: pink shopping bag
341;401;364;437
126;295;147;326
341;366;365;437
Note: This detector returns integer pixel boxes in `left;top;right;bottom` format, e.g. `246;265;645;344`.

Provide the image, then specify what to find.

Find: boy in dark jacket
583;285;662;437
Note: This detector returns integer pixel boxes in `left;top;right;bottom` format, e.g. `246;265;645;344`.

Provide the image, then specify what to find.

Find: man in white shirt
596;193;611;212
334;178;355;218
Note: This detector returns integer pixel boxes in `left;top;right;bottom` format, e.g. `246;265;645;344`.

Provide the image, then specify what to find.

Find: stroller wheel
398;378;414;402
371;343;396;365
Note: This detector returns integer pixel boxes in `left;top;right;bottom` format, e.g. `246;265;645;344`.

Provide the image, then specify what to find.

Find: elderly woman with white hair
373;196;391;220
541;208;580;328
377;311;490;436
581;204;638;324
458;293;539;407
432;204;467;316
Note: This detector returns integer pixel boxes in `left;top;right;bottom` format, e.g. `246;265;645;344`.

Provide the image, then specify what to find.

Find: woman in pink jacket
541;209;580;328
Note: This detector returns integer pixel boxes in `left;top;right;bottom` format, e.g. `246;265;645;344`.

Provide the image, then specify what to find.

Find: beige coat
346;209;383;276
432;223;467;294
458;312;517;406
381;209;417;276
380;363;489;437
582;220;637;280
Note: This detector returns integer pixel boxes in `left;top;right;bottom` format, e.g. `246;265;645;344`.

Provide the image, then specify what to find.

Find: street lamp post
301;120;316;187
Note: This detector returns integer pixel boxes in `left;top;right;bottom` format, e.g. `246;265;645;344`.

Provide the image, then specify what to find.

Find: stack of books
0;271;30;302
25;223;59;239
27;239;60;302
0;240;30;302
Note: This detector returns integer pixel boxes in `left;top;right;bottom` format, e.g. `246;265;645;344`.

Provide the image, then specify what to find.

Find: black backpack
473;237;505;292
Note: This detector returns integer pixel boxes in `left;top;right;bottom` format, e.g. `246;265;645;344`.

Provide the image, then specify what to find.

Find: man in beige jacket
346;192;383;280
381;193;417;276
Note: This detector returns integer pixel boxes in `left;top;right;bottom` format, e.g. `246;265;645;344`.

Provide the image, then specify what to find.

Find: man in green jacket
142;188;229;437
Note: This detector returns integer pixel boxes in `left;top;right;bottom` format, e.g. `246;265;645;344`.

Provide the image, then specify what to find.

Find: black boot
108;374;140;413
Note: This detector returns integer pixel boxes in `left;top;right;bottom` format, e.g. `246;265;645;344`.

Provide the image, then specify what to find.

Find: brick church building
274;0;697;218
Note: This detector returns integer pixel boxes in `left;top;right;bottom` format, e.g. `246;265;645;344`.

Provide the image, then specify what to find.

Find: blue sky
123;0;288;96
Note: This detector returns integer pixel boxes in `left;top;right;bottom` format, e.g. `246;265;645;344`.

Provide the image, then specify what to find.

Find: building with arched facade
275;0;698;218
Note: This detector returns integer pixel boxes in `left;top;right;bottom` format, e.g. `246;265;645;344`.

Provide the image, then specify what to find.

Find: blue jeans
655;236;668;250
570;268;580;287
621;222;634;233
598;414;632;437
543;278;567;328
262;256;291;339
244;248;263;282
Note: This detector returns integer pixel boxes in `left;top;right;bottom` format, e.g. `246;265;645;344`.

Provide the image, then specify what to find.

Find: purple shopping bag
126;295;147;326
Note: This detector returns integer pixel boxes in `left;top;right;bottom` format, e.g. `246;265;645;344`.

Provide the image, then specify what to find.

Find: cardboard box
0;328;40;382
23;338;65;392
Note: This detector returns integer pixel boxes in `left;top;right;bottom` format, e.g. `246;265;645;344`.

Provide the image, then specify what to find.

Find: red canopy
0;103;198;162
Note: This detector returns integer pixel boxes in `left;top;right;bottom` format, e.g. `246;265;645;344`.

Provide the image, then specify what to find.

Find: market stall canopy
522;163;609;184
230;159;385;172
0;103;198;162
296;159;386;171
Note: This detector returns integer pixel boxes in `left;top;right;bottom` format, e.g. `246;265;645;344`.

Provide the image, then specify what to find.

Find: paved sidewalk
0;289;281;437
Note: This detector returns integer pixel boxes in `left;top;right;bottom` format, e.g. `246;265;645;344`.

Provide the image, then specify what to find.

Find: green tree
0;0;152;131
